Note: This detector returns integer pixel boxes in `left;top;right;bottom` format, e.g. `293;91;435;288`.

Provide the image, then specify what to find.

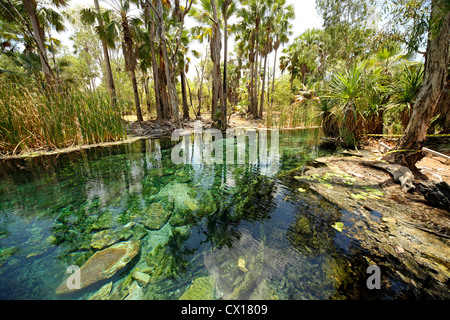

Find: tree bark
210;0;225;129
94;0;117;106
145;3;163;121
130;68;143;122
158;48;169;120
382;0;450;167
143;75;152;115
260;27;270;119
180;69;189;120
122;13;143;122
270;42;279;108
22;0;55;86
222;2;230;130
156;0;180;127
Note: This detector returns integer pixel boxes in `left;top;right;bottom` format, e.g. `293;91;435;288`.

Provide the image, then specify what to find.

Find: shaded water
0;129;409;300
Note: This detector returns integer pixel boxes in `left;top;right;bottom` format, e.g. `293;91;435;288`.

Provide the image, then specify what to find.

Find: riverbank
282;141;450;298
0;114;318;160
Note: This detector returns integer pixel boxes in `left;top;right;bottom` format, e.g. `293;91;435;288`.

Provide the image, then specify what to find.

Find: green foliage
0;84;125;154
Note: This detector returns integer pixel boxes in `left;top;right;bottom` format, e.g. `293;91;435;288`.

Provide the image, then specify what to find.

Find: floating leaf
323;183;334;189
298;187;307;193
350;193;366;200
331;222;344;232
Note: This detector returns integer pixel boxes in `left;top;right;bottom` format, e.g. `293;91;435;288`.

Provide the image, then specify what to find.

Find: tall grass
0;84;126;155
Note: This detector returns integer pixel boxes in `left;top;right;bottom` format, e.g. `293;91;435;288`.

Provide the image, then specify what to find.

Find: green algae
179;276;216;300
0;129;436;300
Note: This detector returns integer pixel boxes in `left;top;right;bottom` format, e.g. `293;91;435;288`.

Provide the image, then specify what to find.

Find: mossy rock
91;228;133;249
179;276;216;300
0;246;20;266
89;211;114;231
140;202;173;230
131;224;148;240
145;244;177;282
169;210;194;227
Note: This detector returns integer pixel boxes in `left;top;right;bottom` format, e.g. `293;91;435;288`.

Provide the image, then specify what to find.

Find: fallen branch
361;160;415;193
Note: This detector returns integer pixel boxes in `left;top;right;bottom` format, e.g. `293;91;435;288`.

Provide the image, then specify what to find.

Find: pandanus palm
388;63;424;129
81;0;144;122
269;0;294;108
326;62;366;147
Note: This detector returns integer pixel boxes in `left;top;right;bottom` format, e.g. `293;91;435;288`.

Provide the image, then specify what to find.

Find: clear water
0;129;409;300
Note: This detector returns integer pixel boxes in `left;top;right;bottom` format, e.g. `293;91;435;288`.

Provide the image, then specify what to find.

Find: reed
0;84;126;155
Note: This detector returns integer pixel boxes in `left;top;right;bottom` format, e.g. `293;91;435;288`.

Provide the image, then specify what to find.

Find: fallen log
416;181;450;212
362;161;416;193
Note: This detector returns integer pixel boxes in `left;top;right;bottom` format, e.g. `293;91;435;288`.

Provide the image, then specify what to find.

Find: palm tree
266;0;294;112
1;0;67;86
81;0;144;122
326;62;366;147
93;0;117;106
22;0;57;85
221;0;236;128
192;0;225;127
235;0;264;116
388;63;424;129
210;0;225;128
315;97;339;138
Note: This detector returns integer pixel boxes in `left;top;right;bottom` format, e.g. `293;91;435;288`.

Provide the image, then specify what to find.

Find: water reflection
0;129;409;299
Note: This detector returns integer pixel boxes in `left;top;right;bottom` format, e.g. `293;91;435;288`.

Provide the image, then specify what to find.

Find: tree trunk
431;80;450;133
22;0;55;86
383;0;449;167
222;7;229;129
210;0;224;128
270;44;278;107
94;0;117;106
260;51;268;118
158;48;169;120
145;3;163;121
131;68;143;122
197;67;203;118
156;0;180;127
249;54;254;115
122;14;143;122
180;70;189;120
196;45;208;118
253;50;259;116
143;75;152;115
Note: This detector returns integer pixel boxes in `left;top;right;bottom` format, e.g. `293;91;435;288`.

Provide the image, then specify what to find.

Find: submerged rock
141;203;173;230
125;281;144;300
179;276;216;300
56;241;140;295
91;228;133;249
88;282;113;300
0;246;20;266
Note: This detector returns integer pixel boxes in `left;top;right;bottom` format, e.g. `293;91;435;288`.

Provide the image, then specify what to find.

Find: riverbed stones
88;282;113;300
124;281;144;300
132;270;150;287
179;276;216;300
141;202;172;230
90;228;133;249
56;240;140;295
